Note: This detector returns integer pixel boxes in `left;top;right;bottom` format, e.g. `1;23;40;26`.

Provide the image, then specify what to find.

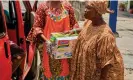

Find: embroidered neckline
46;3;69;22
47;9;68;22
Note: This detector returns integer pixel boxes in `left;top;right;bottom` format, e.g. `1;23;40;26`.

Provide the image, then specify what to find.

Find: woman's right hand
46;40;52;53
40;34;52;53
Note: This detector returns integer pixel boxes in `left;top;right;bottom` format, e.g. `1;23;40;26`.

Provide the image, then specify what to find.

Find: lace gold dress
70;20;124;80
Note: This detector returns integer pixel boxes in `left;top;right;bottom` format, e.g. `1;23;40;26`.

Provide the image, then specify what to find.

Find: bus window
1;1;16;29
0;2;6;38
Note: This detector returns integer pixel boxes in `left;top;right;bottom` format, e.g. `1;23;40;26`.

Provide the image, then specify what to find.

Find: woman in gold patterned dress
70;0;124;80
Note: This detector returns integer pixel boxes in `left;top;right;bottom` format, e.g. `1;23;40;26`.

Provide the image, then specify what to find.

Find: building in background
70;1;85;21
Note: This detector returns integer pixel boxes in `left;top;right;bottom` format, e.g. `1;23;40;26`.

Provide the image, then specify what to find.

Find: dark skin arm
64;27;82;35
40;34;49;42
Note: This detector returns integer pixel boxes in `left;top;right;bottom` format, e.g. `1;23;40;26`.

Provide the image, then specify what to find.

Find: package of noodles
50;33;78;59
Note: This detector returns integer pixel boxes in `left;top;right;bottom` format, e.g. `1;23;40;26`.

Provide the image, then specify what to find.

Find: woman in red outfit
27;1;78;79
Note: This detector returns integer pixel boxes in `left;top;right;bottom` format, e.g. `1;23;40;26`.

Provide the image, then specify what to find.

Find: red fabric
26;1;79;78
26;2;79;42
42;14;70;78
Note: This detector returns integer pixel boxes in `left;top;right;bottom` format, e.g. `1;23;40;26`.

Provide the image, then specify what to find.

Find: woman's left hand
63;30;74;35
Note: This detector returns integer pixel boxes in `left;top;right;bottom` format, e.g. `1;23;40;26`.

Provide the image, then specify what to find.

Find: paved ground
114;11;133;80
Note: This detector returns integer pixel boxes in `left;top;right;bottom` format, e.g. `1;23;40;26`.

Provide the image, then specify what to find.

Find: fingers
68;31;74;36
64;31;70;34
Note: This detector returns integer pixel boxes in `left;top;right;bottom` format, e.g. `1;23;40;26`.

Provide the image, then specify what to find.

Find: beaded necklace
47;2;69;22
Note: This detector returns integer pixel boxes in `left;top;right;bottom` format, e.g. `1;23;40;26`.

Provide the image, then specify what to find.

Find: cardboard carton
50;33;78;59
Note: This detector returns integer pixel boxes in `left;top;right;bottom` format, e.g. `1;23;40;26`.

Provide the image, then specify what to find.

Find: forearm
75;27;82;33
39;33;48;42
71;27;82;34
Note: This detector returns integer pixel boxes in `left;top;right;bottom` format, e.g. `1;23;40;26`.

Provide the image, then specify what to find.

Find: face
84;3;97;20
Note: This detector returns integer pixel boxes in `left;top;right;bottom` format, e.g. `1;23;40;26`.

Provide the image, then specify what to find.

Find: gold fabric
70;20;124;80
87;0;110;15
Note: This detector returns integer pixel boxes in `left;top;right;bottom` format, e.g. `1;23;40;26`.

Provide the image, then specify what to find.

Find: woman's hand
46;40;52;53
40;34;53;53
46;40;54;58
64;28;82;35
64;30;74;35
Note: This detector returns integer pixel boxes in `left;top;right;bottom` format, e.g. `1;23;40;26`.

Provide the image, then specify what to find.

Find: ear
94;10;101;17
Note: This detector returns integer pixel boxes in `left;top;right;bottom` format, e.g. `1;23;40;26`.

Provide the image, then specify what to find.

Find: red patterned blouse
27;1;79;42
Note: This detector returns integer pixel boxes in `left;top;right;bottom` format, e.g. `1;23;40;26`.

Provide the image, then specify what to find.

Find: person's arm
40;33;49;42
65;27;82;35
96;34;118;68
9;41;25;59
64;1;79;30
26;3;47;42
63;2;81;34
